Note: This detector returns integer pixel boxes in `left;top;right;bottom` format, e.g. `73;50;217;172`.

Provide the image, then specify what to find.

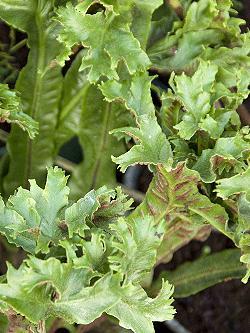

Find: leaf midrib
170;264;245;288
59;85;89;123
24;2;47;188
89;103;112;190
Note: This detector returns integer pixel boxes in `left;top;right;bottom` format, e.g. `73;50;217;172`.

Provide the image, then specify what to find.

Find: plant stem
164;319;192;333
9;38;27;54
121;185;145;203
55;155;75;172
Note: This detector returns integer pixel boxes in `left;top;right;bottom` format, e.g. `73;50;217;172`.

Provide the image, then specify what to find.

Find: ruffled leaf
109;216;165;282
132;162;229;262
0;167;69;254
216;167;250;282
0;84;38;139
55;3;150;82
111;114;173;172
216;167;250;201
0;255;175;331
107;281;175;333
169;61;244;140
0;257;119;324
193;131;250;182
66;186;133;237
148;0;245;72
101;72;173;172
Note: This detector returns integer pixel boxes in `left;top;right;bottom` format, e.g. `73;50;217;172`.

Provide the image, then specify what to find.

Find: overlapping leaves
109;216;165;282
0;167;132;254
166;60;248;140
77;0;163;49
148;0;246;72
0;167;175;332
0;256;175;332
193;129;250;182
216;167;250;283
131;162;229;262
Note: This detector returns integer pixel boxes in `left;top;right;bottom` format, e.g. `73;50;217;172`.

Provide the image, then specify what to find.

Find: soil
154;233;250;333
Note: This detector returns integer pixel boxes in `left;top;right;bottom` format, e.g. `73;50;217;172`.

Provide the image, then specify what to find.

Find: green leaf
0;1;34;31
132;162;229;262
147;1;178;49
0;166;175;330
0;0;65;196
90;186;133;228
202;31;250;89
0;167;69;254
159;93;183;138
0;197;37;254
0;313;8;333
101;72;173;172
151;249;246;298
65;186;133;237
54;275;119;325
111;114;173;172
0;257;119;324
83;0;163;50
193;132;250;183
0;255;175;330
0;84;38;139
129;0;162;49
216;166;250;201
169;61;236;140
100;72;156;118
56;3;150;82
107;281;175;333
148;0;244;72
239;236;250;283
0;167;133;253
109;216;165;283
55;50;90;152
73;231;109;275
55;50;129;198
216;168;250;283
69;85;129;198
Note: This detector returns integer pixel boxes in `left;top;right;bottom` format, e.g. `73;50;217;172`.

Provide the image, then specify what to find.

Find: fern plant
0;0;249;332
